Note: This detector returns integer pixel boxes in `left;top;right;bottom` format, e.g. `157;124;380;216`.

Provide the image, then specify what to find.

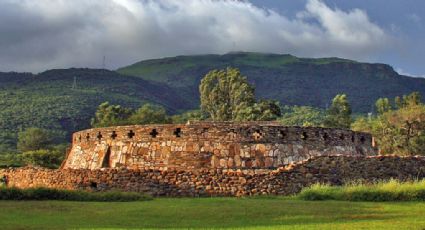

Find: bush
0;153;24;168
21;143;68;169
0;187;152;202
298;179;425;202
22;149;64;169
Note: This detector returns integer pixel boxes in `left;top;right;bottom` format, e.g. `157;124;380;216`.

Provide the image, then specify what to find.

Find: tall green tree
199;67;255;121
91;102;133;127
17;128;54;152
128;103;171;125
324;94;352;129
375;97;392;114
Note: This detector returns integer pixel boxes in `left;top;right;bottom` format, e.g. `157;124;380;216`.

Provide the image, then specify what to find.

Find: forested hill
0;69;192;151
118;52;425;113
2;52;425;151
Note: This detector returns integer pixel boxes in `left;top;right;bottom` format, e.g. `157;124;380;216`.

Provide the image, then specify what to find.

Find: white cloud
0;0;391;72
396;68;425;78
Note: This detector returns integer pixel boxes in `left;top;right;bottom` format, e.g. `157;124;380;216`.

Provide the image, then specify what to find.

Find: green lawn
0;197;424;229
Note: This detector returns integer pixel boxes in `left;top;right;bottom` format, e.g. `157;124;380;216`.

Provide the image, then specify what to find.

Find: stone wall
2;155;424;197
63;121;377;170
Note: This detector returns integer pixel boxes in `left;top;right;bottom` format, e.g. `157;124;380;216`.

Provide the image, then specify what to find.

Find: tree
235;100;281;121
91;102;133;127
324;94;352;129
128;103;171;125
199;67;255;121
279;106;326;127
395;92;422;109
17;128;54;152
383;104;425;155
22;147;65;169
375;97;392;115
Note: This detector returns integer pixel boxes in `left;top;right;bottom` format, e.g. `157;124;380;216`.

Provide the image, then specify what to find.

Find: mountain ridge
117;52;425;112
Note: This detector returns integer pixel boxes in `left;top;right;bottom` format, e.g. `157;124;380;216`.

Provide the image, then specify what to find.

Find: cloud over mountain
0;0;390;72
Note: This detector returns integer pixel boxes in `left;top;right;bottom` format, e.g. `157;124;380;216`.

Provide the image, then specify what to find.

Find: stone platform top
63;121;377;170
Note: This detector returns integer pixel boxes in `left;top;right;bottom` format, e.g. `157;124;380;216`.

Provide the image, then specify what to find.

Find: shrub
298;179;425;202
0;187;152;202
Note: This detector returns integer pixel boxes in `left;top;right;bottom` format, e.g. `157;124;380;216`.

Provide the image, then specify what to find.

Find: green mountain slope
0;69;192;151
117;52;425;112
2;52;425;152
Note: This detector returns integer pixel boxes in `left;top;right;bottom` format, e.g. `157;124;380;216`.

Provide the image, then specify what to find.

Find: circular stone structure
63;121;377;170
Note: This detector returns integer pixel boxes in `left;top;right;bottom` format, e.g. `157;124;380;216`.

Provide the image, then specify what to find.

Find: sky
0;0;424;77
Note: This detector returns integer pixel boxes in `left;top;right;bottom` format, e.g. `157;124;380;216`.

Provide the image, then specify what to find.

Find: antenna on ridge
72;76;77;90
102;55;107;76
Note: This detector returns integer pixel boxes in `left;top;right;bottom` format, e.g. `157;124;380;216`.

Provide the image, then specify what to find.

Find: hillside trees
17;128;55;152
171;110;203;124
128;104;171;125
199;67;281;121
352;92;425;155
279;106;326;127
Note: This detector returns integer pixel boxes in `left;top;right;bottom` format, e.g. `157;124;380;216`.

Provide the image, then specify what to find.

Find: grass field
0;197;424;229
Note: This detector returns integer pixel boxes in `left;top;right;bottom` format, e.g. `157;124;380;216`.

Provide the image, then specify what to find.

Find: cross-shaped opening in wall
150;129;158;138
201;127;209;137
280;130;286;139
127;130;135;139
111;131;117;140
228;129;237;138
174;128;181;137
301;132;308;140
86;133;90;141
253;130;262;140
322;133;329;141
97;132;102;140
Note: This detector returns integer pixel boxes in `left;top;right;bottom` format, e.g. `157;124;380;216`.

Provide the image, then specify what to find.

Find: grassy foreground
0;197;424;229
